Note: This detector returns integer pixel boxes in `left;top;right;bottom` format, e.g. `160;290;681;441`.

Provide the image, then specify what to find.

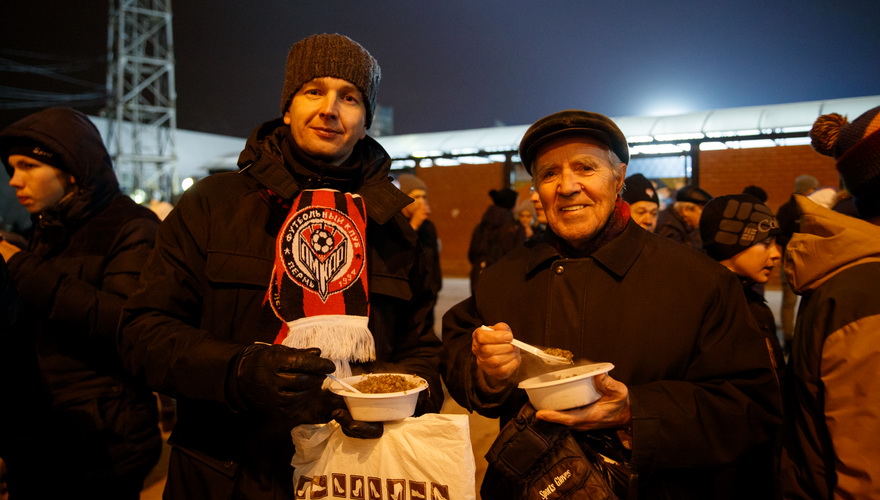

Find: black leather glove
227;343;336;421
332;406;384;439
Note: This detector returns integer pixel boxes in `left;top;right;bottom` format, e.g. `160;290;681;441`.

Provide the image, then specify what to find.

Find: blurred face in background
530;188;547;225
677;202;704;230
629;200;659;232
518;208;535;227
401;188;430;219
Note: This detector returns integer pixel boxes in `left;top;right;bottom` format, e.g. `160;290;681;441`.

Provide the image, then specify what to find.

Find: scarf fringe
280;315;376;365
329;359;353;382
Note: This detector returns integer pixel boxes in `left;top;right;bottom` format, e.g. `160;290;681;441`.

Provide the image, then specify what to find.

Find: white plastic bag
291;413;475;500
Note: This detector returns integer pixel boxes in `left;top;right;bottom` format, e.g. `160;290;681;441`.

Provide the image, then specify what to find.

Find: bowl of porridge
328;373;428;422
518;362;615;411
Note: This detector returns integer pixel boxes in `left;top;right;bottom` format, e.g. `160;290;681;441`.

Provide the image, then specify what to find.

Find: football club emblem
278;205;365;302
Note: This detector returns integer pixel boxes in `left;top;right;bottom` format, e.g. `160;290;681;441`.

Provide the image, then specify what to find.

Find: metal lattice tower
105;0;177;201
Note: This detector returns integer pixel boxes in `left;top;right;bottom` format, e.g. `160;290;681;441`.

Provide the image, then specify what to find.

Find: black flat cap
518;110;630;175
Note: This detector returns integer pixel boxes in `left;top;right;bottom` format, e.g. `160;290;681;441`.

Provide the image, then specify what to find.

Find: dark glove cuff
225;343;268;413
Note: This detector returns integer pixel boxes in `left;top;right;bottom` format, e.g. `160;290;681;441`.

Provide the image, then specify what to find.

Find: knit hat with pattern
280;33;381;128
810;105;880;219
700;194;780;261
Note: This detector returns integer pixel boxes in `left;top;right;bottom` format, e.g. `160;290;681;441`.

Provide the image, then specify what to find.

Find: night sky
2;1;879;138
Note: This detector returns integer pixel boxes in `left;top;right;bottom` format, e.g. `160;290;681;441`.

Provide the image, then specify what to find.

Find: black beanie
810;105;880;219
489;188;518;210
700;194;780;261
741;185;768;203
4;138;66;171
622;174;659;205
280;33;381;128
675;185;712;205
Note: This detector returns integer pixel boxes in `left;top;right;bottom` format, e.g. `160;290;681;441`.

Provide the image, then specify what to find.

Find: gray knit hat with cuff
280;33;381;128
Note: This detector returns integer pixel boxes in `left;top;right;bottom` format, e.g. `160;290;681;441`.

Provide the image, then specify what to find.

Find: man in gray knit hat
119;33;443;499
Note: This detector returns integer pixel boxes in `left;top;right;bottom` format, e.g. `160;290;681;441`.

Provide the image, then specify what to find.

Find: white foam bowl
518;362;615;411
328;373;428;422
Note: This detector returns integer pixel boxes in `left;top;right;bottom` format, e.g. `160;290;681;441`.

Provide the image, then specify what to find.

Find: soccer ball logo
310;228;334;255
275;199;365;305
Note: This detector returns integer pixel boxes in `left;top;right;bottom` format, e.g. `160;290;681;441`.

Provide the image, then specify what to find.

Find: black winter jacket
0;107;162;491
119;119;443;495
442;220;783;499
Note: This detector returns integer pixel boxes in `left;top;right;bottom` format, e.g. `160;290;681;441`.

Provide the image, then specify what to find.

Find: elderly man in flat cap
118;33;443;499
441;110;782;500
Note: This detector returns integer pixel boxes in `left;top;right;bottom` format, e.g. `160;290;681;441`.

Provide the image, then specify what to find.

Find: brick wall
416;162;512;277
700;145;839;210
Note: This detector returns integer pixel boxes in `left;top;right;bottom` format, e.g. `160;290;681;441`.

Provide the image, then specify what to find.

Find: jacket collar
237;119;410;224
525;219;645;279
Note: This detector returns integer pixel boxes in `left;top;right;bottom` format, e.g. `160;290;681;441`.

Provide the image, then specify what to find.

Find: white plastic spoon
510;339;573;365
326;374;362;394
480;326;572;365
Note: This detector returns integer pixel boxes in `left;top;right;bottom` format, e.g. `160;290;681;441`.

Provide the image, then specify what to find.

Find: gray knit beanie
793;174;819;195
396;173;427;195
280;33;381;128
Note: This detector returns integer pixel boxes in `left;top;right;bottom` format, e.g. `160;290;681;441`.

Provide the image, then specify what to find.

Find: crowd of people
0;32;878;500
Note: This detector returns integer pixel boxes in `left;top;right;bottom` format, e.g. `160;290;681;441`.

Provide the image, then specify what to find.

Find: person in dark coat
699;194;787;499
0;254;17;330
655;184;712;252
700;194;786;378
0;107;162;499
441;110;782;499
397;173;442;297
468;187;524;294
118;34;443;499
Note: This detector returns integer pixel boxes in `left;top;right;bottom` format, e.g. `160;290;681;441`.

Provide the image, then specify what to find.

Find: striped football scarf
265;188;375;378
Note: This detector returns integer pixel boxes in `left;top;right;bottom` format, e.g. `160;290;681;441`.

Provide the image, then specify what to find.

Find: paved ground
141;277;790;499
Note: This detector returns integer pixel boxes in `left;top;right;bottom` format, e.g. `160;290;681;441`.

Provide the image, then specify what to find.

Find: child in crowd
699;193;786;378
